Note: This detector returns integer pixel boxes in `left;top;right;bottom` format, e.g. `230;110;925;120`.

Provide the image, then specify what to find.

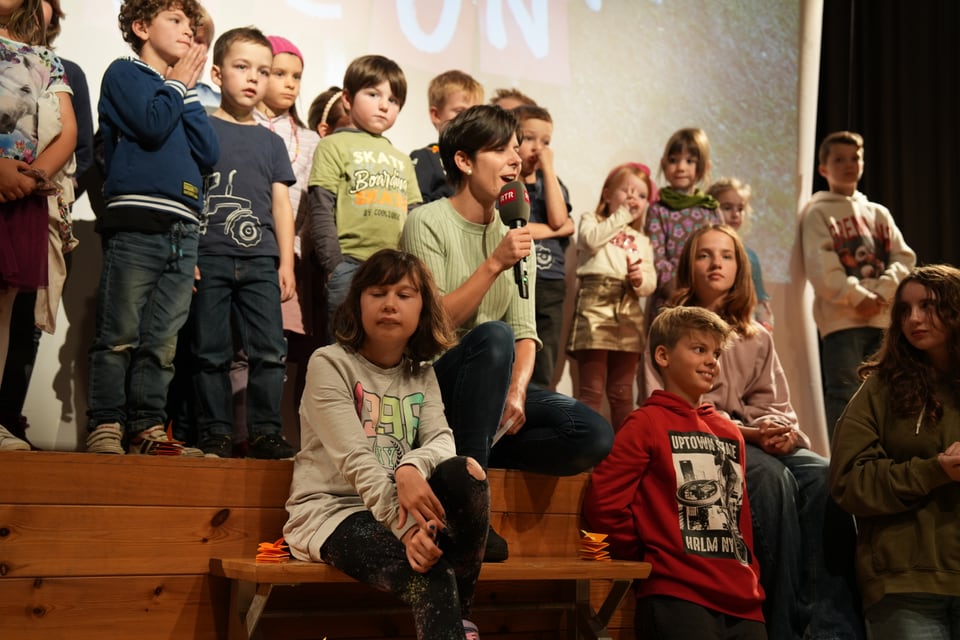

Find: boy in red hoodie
583;306;765;639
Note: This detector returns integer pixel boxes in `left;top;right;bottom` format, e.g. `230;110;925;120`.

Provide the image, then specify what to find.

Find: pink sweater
645;322;804;436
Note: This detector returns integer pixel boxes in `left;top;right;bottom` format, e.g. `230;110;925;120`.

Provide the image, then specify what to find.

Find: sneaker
463;619;480;640
197;433;233;458
2;415;39;450
85;423;125;454
0;423;30;451
247;433;296;460
483;525;509;563
128;425;204;457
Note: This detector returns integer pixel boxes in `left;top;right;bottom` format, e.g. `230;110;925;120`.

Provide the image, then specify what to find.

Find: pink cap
267;36;303;64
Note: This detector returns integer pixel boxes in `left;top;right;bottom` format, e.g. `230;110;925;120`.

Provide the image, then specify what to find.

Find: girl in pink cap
254;35;322;412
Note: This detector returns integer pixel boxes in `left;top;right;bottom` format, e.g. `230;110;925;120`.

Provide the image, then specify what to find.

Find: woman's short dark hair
333;249;456;371
439;105;519;191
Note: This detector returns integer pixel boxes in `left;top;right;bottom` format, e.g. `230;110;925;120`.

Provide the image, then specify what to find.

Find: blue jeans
191;255;286;439
821;327;882;439
532;277;566;388
87;225;197;435
433;322;514;470
433;321;614;475
325;258;360;335
745;444;865;640
866;593;960;640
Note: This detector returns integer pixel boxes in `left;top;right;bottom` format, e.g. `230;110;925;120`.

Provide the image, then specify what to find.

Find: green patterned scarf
659;187;718;211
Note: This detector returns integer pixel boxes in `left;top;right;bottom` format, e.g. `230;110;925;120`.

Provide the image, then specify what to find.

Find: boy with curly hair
85;0;219;455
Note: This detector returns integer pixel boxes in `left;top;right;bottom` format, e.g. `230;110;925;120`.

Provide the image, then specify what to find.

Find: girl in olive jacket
829;264;960;640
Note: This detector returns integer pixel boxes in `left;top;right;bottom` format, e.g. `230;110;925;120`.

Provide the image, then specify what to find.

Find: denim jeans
325;258;360;335
532;277;566;388
821;327;882;439
865;593;960;640
433;321;614;475
320;457;488;640
745;444;865;640
87;225;197;434
191;255;286;439
433;321;514;470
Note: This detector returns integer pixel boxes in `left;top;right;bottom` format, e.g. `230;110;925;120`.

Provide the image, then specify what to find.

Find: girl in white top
285;248;489;640
255;35;320;335
568;163;656;430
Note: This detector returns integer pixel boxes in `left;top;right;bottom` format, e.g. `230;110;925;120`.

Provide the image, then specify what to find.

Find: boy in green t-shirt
304;54;422;334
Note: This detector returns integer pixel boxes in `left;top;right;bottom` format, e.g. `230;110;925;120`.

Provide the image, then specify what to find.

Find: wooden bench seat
0;452;649;638
211;467;651;639
211;557;651;640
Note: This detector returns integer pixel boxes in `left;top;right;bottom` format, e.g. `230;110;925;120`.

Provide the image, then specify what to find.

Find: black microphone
497;180;531;299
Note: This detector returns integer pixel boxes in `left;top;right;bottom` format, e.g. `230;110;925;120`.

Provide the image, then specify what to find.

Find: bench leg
573;579;632;640
228;580;274;640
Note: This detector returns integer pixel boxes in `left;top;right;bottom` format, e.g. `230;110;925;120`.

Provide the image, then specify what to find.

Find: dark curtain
816;0;960;266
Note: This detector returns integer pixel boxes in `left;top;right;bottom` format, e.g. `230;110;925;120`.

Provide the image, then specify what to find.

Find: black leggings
320;457;489;639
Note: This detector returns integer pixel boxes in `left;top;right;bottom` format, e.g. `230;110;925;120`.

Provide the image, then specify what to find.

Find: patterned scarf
658;187;719;211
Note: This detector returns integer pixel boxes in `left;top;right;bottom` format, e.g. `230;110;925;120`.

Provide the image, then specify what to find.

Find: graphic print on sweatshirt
352;380;423;470
828;214;893;281
347;149;410;221
610;230;641;255
669;430;749;564
200;169;263;248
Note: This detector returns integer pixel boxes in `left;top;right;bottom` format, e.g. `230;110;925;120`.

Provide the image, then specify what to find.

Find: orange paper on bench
579;530;611;561
256;537;291;563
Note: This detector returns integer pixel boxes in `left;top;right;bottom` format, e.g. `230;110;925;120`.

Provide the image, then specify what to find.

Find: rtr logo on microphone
498;189;517;206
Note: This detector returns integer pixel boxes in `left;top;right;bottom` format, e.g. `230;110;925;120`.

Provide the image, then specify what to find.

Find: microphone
498;180;531;299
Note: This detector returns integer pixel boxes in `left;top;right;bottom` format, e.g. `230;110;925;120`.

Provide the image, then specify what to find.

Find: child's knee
465;456;486;481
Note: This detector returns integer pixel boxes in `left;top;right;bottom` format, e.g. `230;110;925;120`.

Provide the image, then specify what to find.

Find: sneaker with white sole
128;425;204;457
85;423;125;454
463;619;480;640
0;423;30;451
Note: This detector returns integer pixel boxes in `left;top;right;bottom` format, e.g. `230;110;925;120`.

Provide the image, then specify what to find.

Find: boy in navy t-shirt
192;27;296;459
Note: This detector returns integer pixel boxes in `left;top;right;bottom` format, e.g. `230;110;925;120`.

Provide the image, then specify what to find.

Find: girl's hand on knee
396;464;445;530
402;522;443;573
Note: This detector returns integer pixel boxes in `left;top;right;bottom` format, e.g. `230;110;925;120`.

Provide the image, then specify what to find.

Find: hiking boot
128;425;204;457
483;525;509;562
247;433;296;460
85;423;125;454
0;423;30;451
198;433;233;458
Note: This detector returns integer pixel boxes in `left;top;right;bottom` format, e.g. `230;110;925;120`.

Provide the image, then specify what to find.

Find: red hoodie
583;390;765;622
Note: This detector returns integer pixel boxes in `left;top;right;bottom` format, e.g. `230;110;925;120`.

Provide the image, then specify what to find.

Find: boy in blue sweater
85;0;219;456
191;27;296;459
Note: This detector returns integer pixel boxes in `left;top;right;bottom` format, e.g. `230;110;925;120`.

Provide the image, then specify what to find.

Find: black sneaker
247;433;296;460
198;433;233;458
483;525;509;562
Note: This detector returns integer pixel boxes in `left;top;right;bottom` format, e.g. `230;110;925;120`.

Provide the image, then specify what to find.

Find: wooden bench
212;556;650;640
0;452;649;639
211;471;651;640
